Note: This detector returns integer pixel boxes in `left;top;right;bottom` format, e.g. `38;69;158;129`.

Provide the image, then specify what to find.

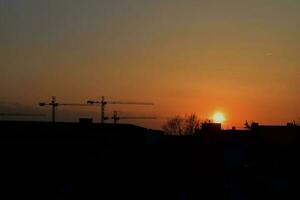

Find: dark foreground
0;121;299;199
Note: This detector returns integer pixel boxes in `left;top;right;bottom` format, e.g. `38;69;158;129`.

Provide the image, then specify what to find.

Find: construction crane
39;96;91;122
112;111;156;124
87;96;154;123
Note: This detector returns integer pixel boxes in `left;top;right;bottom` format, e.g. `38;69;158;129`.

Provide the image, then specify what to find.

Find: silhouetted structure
79;118;93;124
0;120;299;199
39;96;90;122
87;96;154;123
201;122;222;132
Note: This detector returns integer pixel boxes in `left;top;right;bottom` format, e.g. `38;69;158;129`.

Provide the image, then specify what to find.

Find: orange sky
0;1;299;129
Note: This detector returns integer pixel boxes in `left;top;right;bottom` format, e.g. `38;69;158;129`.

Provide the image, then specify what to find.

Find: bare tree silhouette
162;115;184;135
162;113;201;135
183;113;201;135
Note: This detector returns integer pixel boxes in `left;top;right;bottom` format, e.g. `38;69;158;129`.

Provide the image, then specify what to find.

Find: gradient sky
0;0;299;129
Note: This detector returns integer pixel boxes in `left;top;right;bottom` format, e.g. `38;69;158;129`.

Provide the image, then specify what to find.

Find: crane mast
87;96;154;123
39;96;91;122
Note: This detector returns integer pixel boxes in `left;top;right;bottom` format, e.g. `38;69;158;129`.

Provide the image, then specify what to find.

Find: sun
213;112;226;123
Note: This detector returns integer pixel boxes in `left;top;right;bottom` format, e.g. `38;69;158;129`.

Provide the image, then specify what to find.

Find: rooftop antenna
87;96;154;123
112;110;156;124
39;96;91;123
244;120;251;129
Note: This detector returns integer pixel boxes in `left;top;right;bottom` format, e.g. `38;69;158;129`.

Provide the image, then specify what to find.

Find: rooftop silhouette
0;120;299;199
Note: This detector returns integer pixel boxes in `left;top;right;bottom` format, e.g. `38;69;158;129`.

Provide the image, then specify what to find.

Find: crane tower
87;96;154;123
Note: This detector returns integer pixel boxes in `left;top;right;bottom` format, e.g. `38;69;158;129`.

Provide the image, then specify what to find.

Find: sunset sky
0;0;299;129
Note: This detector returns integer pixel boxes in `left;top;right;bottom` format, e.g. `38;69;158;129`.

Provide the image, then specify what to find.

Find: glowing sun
213;112;226;123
